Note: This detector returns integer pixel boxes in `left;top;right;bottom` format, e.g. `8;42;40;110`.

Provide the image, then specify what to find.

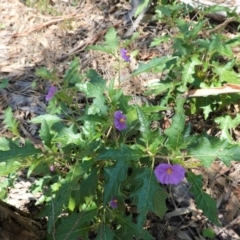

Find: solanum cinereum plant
1;2;240;239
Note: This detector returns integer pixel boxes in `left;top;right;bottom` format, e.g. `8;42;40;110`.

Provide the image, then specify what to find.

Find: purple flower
45;86;57;101
120;48;130;62
154;163;185;185
50;165;54;172
114;110;127;131
109;196;118;209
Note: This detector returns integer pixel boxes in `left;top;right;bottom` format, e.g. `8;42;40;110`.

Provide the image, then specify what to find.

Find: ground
1;0;240;239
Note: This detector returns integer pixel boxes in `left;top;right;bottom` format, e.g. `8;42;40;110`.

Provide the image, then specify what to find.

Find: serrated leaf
76;82;107;114
182;55;201;86
54;210;97;240
130;168;160;233
209;35;233;57
103;159;130;206
105;27;119;52
116;214;153;239
215;114;240;142
96;144;144;162
0;140;41;176
150;35;170;47
164;95;185;151
36;67;55;80
145;82;176;96
87;45;115;55
31;114;61;126
0;161;22;176
0;140;41;162
48;161;93;232
188;136;240;167
52;124;83;147
132;56;175;76
78;168;98;204
187;172;220;225
3;107;19;136
64;57;81;86
116;215;138;238
95;224;116;240
213;65;240;84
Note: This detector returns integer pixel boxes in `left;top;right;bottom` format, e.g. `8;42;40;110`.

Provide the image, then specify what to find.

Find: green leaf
153;189;168;218
0;137;10;151
87;69;106;88
36;67;56;80
0;140;41;176
116;214;153;239
87;45;115;55
31;114;61;126
209;35;233;57
3;107;19;136
134;0;150;17
39;120;53;148
132;56;176;76
52;124;83;147
164;95;185;151
145;81;177;96
95;224;116;240
48;161;93;232
64;57;81;87
188;136;240;167
0;140;41;162
0;79;9;89
0;161;22;176
87;27;119;54
187;172;220;225
215;114;240;142
76;82;107;115
150;36;170;47
213;64;240;84
116;215;138;238
136;106;151;143
54;210;97;240
78;168;98;204
202;228;215;239
130;168;160;234
103;159;130;206
105;27;119;52
182;55;201;86
96;144;144;162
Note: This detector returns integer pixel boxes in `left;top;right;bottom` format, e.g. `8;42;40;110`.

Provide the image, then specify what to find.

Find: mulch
1;0;240;239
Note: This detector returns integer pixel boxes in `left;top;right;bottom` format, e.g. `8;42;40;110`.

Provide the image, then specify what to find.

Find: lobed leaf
187;172;220;225
54;210;97;240
130;168;160;233
164;95;186;151
103;159;130;206
47;161;93;232
188;136;240;167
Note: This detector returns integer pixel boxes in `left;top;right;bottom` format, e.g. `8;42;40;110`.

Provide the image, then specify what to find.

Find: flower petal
154;163;185;185
120;48;130;62
46;86;57;101
114;110;127;131
109;197;118;209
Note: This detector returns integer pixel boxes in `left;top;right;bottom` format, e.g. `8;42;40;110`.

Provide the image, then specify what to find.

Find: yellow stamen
120;118;125;123
167;168;173;174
